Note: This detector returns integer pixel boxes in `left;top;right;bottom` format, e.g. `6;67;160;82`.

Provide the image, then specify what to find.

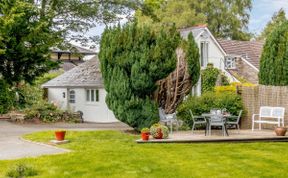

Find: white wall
48;88;68;110
47;87;118;123
192;29;238;96
197;31;236;82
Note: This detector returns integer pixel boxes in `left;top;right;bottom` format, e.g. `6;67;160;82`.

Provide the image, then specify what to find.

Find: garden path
0;120;131;160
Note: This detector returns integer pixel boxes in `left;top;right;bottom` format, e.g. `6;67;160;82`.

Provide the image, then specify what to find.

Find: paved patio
137;129;288;143
0;120;131;160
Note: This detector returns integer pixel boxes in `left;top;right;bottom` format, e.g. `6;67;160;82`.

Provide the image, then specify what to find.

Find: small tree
0;1;60;86
99;23;181;130
259;21;288;85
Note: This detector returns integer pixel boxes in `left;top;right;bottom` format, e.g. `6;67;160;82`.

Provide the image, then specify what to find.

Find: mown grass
0;130;288;178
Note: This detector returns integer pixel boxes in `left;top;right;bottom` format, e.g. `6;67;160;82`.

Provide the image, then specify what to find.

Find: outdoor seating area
147;106;288;144
160;107;243;137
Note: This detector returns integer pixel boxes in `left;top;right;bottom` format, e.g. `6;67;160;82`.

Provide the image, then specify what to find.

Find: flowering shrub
150;123;169;139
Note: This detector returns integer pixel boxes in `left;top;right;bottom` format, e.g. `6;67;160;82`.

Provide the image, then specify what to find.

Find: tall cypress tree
99;23;181;130
259;21;288;85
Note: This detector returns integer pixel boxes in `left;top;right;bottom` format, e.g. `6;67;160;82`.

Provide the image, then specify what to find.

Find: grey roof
179;26;206;39
42;57;103;88
217;39;264;69
51;44;97;55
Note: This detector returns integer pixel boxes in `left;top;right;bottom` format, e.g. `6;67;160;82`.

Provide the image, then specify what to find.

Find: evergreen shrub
99;22;183;130
259;20;288;85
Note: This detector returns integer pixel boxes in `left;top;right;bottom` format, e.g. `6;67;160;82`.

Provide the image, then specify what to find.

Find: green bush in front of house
177;91;244;128
0;79;14;114
24;100;81;123
201;64;229;93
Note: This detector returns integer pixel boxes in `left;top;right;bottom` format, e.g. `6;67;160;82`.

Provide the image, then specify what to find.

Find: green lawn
0;131;288;178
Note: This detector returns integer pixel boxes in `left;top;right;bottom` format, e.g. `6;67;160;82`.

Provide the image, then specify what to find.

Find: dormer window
225;56;236;69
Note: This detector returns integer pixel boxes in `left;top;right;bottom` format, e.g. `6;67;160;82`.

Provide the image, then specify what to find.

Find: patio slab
136;130;288;143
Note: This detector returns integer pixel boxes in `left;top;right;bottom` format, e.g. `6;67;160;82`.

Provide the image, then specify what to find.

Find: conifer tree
99;23;181;130
259;21;288;85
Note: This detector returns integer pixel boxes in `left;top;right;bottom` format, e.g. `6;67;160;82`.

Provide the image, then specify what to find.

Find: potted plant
150;123;169;139
55;130;66;141
275;126;287;136
141;128;150;141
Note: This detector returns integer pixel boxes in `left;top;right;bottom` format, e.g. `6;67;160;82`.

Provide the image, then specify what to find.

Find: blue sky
249;0;288;34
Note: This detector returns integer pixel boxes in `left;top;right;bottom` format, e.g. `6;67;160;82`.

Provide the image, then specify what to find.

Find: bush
177;91;244;128
150;123;169;139
0;79;14;114
24;101;81;123
215;82;256;93
201;64;229;93
6;163;38;178
16;72;62;108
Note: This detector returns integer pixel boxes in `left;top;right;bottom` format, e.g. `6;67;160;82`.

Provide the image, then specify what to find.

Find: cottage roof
179;26;207;39
42;56;103;88
51;44;97;55
217;39;264;69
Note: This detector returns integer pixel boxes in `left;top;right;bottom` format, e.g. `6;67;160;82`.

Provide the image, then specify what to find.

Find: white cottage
42;57;118;123
180;25;238;95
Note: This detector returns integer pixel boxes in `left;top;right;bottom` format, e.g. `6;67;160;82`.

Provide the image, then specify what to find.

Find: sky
249;0;288;34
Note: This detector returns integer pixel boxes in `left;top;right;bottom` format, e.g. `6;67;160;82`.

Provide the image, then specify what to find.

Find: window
69;90;75;103
200;42;209;67
86;89;99;103
225;56;236;69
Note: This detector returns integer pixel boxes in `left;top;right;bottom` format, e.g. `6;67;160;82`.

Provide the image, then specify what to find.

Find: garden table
201;113;229;136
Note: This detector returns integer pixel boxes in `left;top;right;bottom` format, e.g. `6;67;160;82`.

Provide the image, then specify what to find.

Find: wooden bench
252;106;285;131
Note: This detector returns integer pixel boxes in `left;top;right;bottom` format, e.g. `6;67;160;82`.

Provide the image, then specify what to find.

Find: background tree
24;0;154;47
99;23;181;130
0;0;59;86
258;8;287;40
136;0;252;40
259;21;288;85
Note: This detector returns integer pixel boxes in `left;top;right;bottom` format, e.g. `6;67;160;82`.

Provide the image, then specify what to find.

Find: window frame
86;89;99;104
200;41;209;67
225;56;236;69
69;90;76;103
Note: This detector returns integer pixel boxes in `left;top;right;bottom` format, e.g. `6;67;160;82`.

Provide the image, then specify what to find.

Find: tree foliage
136;0;252;40
258;8;287;40
25;0;154;46
0;0;59;85
186;33;200;85
201;64;229;93
0;79;14;114
99;23;181;130
259;21;288;85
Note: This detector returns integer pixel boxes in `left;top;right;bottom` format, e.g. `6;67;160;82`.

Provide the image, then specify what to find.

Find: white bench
252;106;285;131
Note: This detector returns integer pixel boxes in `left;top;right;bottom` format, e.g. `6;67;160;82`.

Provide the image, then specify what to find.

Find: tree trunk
155;48;192;114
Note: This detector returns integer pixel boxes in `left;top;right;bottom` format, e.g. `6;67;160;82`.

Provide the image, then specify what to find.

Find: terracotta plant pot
275;127;287;136
141;132;150;141
55;131;66;141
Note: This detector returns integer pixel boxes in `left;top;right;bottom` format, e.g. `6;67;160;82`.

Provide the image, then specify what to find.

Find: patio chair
159;108;182;133
189;110;207;135
208;114;228;136
226;110;243;133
